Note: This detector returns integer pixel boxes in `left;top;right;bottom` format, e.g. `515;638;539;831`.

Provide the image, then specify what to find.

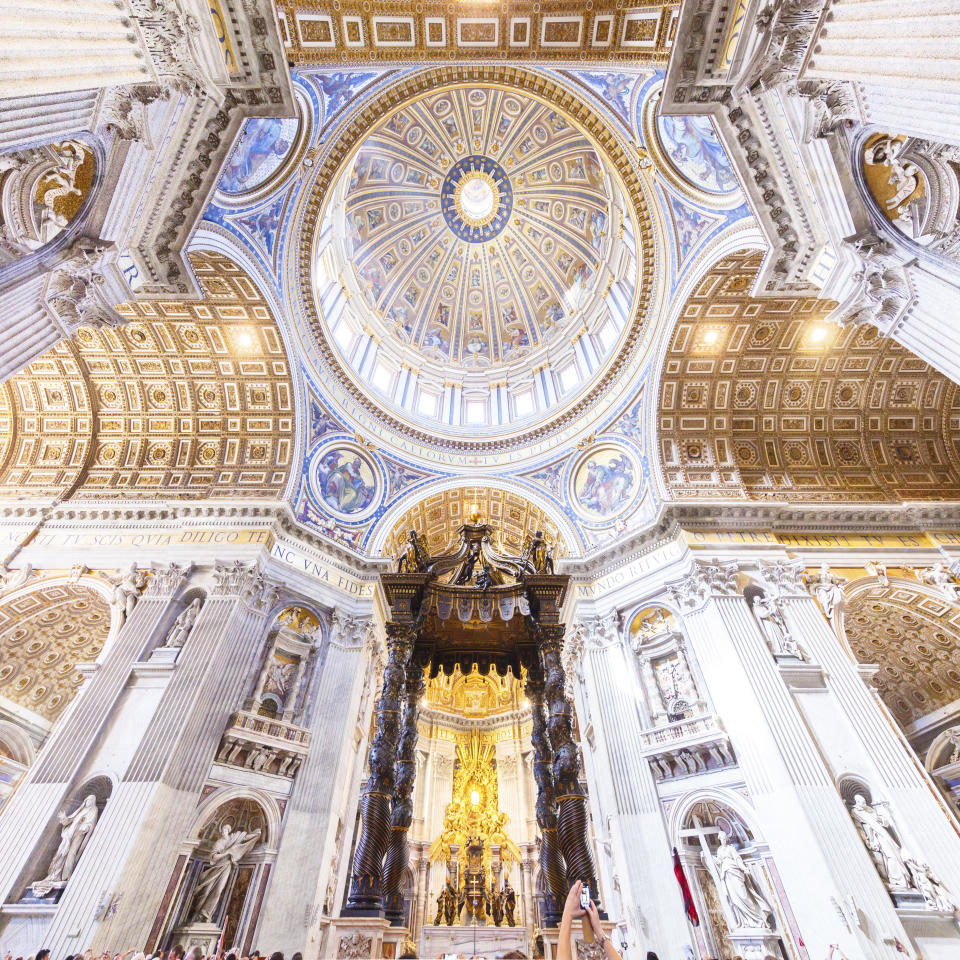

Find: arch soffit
286;64;667;457
0;251;296;500
643;224;766;502
655;249;960;503
369;474;585;559
190;224;308;505
0;718;36;765
666;785;763;845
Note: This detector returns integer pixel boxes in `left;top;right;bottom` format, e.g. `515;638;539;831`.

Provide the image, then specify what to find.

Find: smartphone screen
580;884;590;910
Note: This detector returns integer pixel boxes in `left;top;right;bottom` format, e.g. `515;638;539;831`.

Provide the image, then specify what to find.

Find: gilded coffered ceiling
0;252;294;499
0;583;110;722
277;1;679;65
658;250;960;501
844;582;960;725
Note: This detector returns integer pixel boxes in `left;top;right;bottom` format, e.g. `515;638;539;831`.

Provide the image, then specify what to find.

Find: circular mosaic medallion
441;155;513;242
308;443;381;521
570;444;641;521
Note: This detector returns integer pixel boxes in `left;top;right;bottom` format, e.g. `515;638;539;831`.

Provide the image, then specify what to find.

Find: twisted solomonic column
344;623;414;915
525;668;567;926
539;625;604;916
382;659;425;924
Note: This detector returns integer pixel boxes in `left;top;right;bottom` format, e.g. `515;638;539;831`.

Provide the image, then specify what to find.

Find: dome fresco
342;88;614;369
314;84;640;432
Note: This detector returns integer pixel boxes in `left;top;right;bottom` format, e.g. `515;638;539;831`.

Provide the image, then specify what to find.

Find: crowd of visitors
6;884;621;960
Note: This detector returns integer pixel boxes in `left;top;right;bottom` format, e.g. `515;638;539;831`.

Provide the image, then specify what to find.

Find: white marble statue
752;593;803;659
850;795;911;889
917;562;960;602
189;824;261;922
713;833;774;930
112;562;147;621
32;795;99;896
0;561;33;595
864;560;888;587
811;563;846;622
162;598;202;648
904;854;958;912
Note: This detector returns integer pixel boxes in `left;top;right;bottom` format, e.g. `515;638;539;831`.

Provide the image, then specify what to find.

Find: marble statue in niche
162;597;202;648
750;592;804;659
31;794;99;897
711;833;774;931
849;795;911;890
189;824;261;921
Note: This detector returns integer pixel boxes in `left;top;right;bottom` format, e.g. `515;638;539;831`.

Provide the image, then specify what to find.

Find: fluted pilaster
256;614;376;951
673;560;908;960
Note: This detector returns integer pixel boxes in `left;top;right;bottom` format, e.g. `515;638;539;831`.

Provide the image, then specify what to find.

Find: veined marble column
572;615;693;959
255;614;376;953
673;560;909;960
51;562;278;955
766;562;960;894
0;562;190;904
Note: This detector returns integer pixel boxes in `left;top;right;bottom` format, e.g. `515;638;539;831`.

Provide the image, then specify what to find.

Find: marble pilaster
255;614;376;953
673;560;909;960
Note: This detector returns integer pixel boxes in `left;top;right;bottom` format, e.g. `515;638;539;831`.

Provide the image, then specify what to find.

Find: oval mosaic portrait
571;444;641;520
309;445;380;520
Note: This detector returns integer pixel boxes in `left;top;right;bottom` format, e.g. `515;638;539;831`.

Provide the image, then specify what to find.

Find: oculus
441;155;513;240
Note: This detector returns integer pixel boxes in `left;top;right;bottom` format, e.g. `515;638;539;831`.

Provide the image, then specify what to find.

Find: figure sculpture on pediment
111;562;147;621
864;560;888;587
32;795;99;897
917;562;960;603
811;563;846;622
850;795;910;890
161;597;202;648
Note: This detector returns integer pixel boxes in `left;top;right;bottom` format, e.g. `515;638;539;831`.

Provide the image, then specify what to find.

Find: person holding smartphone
558;880;622;960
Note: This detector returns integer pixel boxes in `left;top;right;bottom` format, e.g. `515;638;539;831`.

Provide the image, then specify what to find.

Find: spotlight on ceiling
236;331;253;348
809;325;827;343
702;329;719;345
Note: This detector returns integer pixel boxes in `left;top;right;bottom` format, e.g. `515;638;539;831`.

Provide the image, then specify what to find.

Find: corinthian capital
757;558;807;598
670;558;740;610
330;611;374;650
145;561;192;596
